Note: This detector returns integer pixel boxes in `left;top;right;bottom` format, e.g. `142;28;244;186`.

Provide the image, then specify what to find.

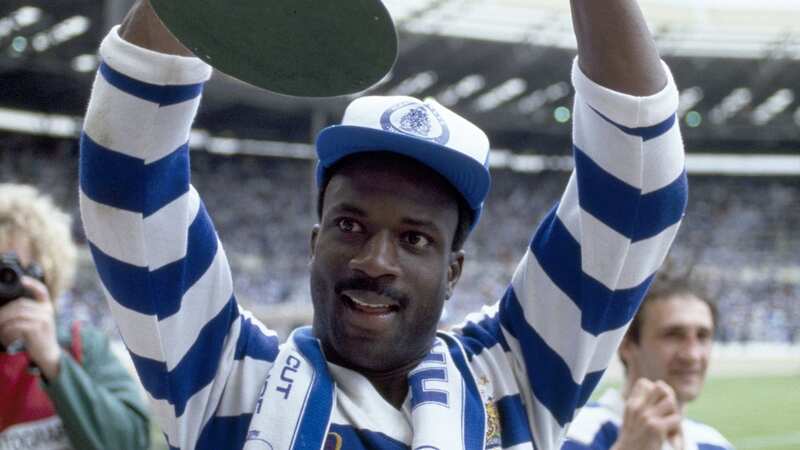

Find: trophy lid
150;0;398;97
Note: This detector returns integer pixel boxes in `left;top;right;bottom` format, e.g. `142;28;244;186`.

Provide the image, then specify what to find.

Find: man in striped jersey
79;1;688;449
562;278;734;450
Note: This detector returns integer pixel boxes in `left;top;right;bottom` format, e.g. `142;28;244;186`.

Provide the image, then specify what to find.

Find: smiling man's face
621;294;715;406
309;153;464;373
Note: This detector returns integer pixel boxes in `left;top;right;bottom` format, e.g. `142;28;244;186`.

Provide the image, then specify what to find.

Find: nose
678;336;705;363
349;230;401;279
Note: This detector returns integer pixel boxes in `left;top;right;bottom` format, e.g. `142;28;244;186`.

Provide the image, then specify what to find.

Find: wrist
119;1;193;56
611;435;660;450
36;347;63;382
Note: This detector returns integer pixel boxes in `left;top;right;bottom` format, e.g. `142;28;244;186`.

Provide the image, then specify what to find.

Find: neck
362;363;418;409
324;347;427;409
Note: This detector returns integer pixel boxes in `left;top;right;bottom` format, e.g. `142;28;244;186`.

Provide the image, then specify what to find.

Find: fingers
20;275;51;304
629;377;654;398
0;315;34;346
651;382;679;418
0;297;55;344
625;378;683;437
629;378;677;407
0;301;61;375
653;408;682;431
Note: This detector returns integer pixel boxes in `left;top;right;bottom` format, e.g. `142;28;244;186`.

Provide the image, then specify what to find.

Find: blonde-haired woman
0;183;150;450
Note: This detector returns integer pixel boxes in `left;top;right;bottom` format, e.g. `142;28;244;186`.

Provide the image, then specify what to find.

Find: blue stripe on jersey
293;330;335;450
89;242;152;313
574;147;685;241
327;424;408;449
235;317;280;362
530;207;654;335
80;133;145;213
170;295;239;416
129;295;239;415
590;107;676;142
128;351;169;400
574;147;638;238
580;273;655;335
441;333;487;449
499;286;604;426
99;61;204;106
561;422;619;450
631;170;688;242
148;202;218;319
86;202;218;319
80;133;190;217
142;144;191;217
456;314;511;360
195;414;252;450
495;394;535;448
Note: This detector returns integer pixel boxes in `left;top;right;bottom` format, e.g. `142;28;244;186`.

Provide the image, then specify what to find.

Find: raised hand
613;378;684;450
0;276;62;380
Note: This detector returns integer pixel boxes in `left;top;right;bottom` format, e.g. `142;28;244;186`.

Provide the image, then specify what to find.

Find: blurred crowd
1;134;798;343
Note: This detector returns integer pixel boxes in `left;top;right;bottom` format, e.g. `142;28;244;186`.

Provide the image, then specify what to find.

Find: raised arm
79;1;279;448
453;2;686;450
571;0;666;95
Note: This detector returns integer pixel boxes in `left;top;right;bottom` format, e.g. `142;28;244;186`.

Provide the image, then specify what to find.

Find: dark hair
626;276;718;344
315;153;473;251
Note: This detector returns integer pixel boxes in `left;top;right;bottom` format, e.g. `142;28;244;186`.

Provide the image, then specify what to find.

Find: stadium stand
1;133;797;344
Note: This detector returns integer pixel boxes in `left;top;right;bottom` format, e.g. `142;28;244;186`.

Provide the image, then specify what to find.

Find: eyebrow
332;203;443;234
400;217;438;232
332;203;367;217
661;324;714;333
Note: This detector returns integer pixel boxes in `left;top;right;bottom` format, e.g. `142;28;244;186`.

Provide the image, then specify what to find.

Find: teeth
349;295;390;309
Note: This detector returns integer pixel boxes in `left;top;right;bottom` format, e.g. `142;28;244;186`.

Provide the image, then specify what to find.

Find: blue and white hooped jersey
79;27;687;450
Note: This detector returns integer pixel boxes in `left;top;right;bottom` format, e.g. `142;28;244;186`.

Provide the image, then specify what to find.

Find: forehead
324;153;461;216
642;294;714;332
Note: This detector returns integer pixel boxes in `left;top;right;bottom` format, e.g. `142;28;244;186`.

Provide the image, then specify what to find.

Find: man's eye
402;232;431;249
336;218;363;233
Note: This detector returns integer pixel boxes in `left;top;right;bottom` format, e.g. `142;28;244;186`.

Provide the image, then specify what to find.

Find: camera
0;252;45;307
0;252;45;353
0;253;46;355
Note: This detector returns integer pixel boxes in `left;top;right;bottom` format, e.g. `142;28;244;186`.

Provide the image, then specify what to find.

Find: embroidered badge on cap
380;101;450;145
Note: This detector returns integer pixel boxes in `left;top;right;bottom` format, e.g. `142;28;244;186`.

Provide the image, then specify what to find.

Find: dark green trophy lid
150;0;398;97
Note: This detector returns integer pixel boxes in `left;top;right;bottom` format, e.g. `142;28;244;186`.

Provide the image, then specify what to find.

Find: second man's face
624;295;715;405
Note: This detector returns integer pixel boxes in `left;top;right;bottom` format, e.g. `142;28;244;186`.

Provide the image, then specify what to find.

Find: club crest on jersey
380;101;450;145
478;376;502;449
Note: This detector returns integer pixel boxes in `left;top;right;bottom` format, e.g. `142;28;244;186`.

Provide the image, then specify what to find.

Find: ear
309;224;321;260
445;250;465;300
618;336;636;371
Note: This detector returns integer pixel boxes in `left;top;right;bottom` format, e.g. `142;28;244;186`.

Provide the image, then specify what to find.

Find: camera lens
0;266;18;284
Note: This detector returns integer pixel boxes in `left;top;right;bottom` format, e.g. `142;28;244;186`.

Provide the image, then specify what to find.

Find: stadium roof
1;0;799;154
384;0;800;60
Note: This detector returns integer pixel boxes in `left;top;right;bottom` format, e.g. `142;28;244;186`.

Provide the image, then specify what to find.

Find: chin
674;382;703;404
328;327;396;370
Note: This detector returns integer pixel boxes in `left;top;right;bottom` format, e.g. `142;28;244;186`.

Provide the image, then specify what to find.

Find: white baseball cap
315;96;491;229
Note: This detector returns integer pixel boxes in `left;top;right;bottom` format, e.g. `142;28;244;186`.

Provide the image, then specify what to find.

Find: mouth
670;369;703;380
340;290;401;316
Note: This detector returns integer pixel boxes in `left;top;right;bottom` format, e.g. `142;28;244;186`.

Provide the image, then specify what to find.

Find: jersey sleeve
79;27;280;450
454;59;687;450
